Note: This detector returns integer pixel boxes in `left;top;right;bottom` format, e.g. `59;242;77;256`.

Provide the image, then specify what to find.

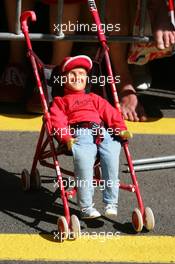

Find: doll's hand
67;138;77;151
120;130;133;140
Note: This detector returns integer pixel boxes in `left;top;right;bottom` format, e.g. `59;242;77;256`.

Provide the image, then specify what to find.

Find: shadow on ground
0;167;143;235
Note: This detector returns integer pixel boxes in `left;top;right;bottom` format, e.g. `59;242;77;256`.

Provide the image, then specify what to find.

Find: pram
20;0;155;241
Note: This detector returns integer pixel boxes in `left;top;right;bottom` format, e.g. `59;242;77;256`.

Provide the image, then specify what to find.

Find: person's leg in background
106;0;147;122
49;1;82;65
128;0;175;93
26;0;82;113
5;0;35;64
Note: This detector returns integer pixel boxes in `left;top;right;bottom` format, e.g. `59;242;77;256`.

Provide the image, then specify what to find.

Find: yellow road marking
0;114;175;134
0;235;175;262
126;118;175;135
0;114;42;131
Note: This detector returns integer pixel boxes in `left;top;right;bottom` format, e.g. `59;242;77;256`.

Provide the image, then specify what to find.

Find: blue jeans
72;127;121;209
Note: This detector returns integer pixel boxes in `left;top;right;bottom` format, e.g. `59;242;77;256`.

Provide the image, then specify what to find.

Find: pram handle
20;11;36;33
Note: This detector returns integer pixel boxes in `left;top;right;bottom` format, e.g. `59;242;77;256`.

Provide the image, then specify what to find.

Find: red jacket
50;89;127;142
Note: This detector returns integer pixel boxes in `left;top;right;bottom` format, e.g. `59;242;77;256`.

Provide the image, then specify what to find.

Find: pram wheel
31;169;41;190
21;169;30;191
57;216;69;242
144;207;155;231
70;215;81;239
132;208;143;232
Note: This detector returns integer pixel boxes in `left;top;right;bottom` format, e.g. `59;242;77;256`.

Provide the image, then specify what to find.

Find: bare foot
149;0;175;50
120;86;147;122
154;25;175;50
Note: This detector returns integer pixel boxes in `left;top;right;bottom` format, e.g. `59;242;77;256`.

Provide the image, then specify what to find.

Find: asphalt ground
0;131;175;235
0;85;175;263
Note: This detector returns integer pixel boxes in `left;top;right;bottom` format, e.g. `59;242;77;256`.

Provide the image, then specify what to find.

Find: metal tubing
128;162;175;172
15;0;22;34
30;123;45;177
0;32;152;42
119;183;135;192
133;155;175;165
59;168;74;177
55;0;64;36
139;0;147;36
2;0;152;44
123;142;145;215
40;160;56;169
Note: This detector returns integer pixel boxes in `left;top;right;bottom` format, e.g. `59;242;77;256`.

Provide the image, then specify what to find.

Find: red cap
60;55;93;73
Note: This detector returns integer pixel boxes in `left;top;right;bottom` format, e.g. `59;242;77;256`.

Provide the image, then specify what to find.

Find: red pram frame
20;0;155;241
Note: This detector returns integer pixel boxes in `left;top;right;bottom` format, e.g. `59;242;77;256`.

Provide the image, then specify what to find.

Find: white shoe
104;204;117;217
80;204;101;219
131;65;152;91
136;82;151;90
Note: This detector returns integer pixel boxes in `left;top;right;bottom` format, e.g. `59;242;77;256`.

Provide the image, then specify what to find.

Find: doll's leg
98;130;121;207
71;128;100;218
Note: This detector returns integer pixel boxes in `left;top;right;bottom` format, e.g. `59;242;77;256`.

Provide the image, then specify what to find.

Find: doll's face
64;67;87;91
